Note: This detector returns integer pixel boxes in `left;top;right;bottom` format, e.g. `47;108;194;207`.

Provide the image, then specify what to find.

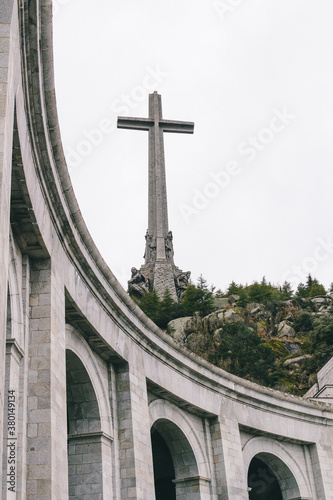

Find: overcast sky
53;0;333;293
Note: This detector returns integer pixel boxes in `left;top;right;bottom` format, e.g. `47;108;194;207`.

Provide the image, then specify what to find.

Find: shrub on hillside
211;322;280;387
180;275;214;318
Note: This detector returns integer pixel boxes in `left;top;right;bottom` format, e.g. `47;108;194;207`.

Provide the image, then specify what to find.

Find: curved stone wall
0;0;333;498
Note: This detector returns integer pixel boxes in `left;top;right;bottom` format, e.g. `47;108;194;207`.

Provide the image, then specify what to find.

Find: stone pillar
17;255;30;499
310;441;333;498
116;363;155;499
211;414;248;499
68;432;112;499
26;259;67;499
2;338;23;498
173;476;211;500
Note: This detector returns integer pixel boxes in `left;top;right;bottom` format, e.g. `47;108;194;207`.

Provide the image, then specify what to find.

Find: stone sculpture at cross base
118;92;193;301
135;230;191;302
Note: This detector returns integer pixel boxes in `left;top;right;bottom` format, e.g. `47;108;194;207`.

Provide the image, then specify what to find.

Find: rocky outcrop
167;317;192;341
224;309;244;324
277;320;296;338
164;292;333;395
213;297;229;309
284;355;312;366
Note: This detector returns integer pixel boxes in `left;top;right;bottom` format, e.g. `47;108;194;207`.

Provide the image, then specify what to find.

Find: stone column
173;476;212;500
211;414;248;499
2;338;23;498
26;259;67;499
116;363;155;499
17;255;30;499
310;440;333;498
67;432;112;499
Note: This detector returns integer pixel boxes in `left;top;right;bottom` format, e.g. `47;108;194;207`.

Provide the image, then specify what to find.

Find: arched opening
248;457;282;499
66;350;103;498
248;452;301;500
151;427;176;500
151;419;202;500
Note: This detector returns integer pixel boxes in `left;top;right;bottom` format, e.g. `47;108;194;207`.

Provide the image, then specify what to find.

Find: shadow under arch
243;437;312;500
65;324;113;438
248;455;283;499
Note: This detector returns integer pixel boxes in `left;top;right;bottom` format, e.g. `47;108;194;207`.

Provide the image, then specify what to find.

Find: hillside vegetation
134;275;333;395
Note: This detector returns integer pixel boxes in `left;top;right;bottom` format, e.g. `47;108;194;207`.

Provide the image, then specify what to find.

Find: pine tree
157;289;177;329
309;279;326;297
137;290;160;324
227;281;239;295
279;281;293;300
181;276;214;318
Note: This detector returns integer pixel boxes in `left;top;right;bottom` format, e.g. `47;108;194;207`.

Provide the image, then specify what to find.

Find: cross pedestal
118;92;194;301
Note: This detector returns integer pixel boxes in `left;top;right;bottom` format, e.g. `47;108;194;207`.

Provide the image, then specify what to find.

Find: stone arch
149;399;211;500
65;324;113;438
66;350;101;435
243;436;312;500
65;325;113;498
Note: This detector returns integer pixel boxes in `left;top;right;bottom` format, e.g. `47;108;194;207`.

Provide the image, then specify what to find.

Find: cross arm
160;119;194;134
117;117;154;131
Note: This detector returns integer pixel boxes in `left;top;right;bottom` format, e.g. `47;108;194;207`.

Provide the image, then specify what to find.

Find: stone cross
117;91;194;261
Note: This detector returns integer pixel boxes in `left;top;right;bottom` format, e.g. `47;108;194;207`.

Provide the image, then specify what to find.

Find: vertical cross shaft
149;92;167;259
117;91;194;260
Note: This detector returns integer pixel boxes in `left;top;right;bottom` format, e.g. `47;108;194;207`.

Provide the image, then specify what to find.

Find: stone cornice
6;337;24;361
67;431;113;443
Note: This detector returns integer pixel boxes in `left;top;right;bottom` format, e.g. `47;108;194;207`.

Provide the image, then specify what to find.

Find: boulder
283;342;300;355
282;299;299;309
247;302;261;312
213;297;229;310
311;297;326;304
228;294;240;304
310;296;332;310
167;317;192;342
250;305;265;316
203;311;222;333
186;332;207;351
284;355;312;366
277;320;296;338
213;329;223;344
216;310;225;324
224;308;244;324
184;314;203;335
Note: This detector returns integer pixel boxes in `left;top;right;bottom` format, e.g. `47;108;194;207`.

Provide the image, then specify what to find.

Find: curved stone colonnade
0;1;333;499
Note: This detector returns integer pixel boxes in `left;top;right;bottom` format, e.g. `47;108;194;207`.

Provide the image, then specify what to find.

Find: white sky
53;0;333;293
